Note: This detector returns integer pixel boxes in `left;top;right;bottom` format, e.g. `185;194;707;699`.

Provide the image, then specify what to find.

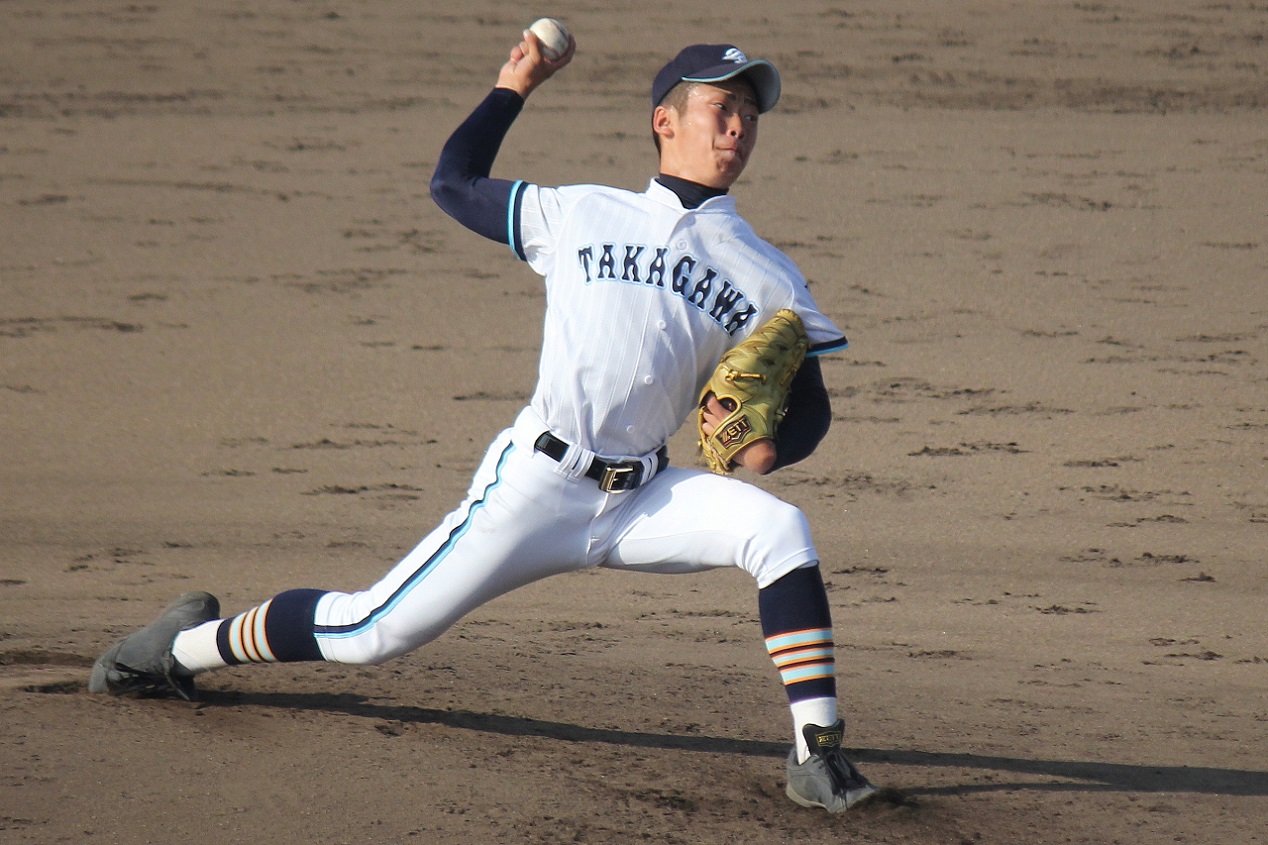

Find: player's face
655;79;760;189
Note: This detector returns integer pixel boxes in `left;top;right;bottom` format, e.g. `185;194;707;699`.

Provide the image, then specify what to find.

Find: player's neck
656;173;728;209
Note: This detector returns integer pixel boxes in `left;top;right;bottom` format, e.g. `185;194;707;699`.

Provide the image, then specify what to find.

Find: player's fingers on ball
520;30;543;61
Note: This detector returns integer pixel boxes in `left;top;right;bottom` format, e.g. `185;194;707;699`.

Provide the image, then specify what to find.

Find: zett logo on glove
718;418;753;447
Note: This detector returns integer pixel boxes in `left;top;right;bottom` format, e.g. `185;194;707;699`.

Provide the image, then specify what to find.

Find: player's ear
652;105;676;141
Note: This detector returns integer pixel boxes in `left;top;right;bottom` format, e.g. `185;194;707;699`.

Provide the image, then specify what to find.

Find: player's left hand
700;393;778;474
496;29;575;99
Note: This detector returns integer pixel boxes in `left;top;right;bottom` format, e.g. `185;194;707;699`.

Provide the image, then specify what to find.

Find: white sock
790;696;838;763
171;619;228;675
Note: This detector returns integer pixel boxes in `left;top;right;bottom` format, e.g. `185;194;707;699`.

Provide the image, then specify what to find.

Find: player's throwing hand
497;26;575;98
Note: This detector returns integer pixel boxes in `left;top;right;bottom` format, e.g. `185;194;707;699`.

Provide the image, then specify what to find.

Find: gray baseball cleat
88;591;220;701
785;720;879;812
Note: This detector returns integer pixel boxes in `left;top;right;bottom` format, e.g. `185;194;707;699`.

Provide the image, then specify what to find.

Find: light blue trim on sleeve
808;336;849;357
507;180;526;259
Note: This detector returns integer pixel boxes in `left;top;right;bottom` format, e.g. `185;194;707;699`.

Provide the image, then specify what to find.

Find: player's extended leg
91;424;598;696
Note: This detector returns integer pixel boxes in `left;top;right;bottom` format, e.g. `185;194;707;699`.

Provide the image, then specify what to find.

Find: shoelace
115;661;195;700
822;748;867;794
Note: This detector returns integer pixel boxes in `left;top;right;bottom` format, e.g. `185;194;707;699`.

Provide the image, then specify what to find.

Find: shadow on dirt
201;689;1268;798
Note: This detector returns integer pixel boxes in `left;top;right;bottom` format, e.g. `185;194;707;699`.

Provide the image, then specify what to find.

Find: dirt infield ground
2;2;1265;842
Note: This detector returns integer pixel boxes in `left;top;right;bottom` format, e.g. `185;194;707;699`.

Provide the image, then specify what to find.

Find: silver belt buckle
600;464;636;493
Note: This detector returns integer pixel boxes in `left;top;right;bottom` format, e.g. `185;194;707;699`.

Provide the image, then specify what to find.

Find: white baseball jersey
515;178;847;459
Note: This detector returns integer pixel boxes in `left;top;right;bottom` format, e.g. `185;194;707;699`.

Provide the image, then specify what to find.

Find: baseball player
90;31;879;813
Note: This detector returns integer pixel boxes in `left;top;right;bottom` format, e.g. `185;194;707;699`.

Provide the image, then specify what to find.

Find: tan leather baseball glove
697;309;809;474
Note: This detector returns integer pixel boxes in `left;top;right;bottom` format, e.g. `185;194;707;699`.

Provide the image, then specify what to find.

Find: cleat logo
815;731;843;747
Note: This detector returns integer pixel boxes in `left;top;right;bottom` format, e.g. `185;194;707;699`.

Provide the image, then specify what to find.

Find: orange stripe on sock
227;612;251;663
242;608;262;663
771;645;835;668
252;601;276;663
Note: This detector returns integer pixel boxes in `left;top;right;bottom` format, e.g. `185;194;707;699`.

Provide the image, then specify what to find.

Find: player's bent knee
736;498;816;585
750;497;812;544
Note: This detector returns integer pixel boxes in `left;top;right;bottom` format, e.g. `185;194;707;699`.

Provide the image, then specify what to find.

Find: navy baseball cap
651;44;781;113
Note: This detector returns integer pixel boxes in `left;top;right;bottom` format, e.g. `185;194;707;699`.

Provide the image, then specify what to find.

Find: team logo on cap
722;48;748;64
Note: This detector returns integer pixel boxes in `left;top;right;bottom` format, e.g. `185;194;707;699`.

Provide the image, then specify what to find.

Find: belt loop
555;441;593;482
637;453;657;486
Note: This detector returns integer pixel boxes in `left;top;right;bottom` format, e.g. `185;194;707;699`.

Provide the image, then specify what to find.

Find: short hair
652;81;699;153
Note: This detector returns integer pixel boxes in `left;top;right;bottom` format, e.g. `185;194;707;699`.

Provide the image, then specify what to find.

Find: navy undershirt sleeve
772;356;832;471
429;88;526;244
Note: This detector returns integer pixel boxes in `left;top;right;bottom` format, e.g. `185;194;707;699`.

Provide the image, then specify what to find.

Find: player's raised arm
429;24;573;243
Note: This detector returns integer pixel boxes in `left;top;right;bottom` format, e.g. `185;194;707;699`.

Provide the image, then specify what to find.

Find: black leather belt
533;432;668;493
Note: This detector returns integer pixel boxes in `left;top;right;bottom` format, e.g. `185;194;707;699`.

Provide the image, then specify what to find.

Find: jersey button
626;425;636;433
644;376;654;385
657;320;667;330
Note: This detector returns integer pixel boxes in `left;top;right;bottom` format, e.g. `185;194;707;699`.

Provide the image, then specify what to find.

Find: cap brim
682;59;781;113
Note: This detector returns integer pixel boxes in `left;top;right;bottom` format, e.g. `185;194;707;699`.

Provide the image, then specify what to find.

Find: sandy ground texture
2;1;1266;843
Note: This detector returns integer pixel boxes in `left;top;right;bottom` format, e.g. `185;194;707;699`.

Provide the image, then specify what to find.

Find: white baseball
528;17;570;61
